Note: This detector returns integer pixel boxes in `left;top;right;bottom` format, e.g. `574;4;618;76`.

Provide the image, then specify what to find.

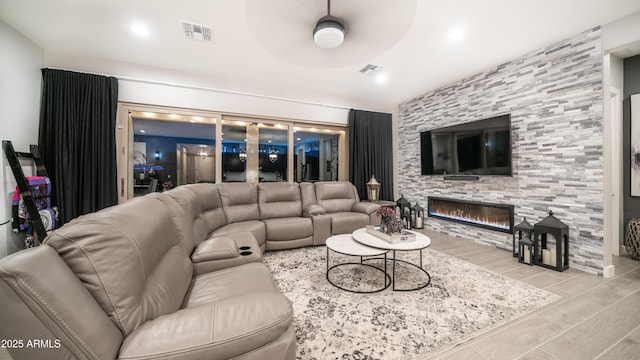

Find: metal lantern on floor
396;195;411;229
411;203;425;229
366;175;381;201
513;217;534;258
534;210;569;272
518;236;535;265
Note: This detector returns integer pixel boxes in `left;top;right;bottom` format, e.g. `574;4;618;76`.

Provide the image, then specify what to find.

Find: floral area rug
263;245;560;360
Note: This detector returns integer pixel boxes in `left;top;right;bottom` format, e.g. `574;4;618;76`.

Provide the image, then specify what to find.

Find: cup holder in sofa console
240;251;252;256
239;246;251;250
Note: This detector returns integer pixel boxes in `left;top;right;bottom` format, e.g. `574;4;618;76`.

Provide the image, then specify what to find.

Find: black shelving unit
2;140;52;246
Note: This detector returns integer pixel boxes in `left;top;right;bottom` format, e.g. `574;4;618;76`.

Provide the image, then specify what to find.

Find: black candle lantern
513;217;534;258
518;236;535;265
534;210;569;272
396;195;411;229
410;203;424;229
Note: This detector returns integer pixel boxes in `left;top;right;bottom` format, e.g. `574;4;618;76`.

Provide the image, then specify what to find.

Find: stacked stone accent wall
398;27;604;274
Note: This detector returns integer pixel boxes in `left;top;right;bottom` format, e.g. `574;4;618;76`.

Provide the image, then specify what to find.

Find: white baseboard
602;265;615;278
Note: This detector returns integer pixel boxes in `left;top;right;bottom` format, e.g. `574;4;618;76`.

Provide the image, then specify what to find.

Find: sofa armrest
118;292;293;360
191;237;238;263
303;206;330;245
352;202;380;215
303;204;326;216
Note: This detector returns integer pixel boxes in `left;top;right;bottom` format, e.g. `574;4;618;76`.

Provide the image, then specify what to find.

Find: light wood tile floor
2;229;638;360
424;229;640;360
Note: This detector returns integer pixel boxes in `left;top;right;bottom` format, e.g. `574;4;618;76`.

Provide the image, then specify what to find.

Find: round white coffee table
325;234;391;293
352;228;431;291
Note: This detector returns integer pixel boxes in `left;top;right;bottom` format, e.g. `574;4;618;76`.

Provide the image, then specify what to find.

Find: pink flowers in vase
376;206;403;234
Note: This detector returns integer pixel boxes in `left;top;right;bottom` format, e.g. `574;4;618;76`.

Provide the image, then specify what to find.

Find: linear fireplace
428;197;514;234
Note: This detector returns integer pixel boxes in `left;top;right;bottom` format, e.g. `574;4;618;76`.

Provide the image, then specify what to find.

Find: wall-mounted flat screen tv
420;114;512;176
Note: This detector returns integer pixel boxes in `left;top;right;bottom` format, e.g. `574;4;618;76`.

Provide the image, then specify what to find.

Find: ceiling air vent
359;64;383;75
181;20;212;42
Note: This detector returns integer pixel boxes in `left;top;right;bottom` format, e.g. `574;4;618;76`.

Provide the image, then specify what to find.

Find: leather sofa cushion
315;181;358;213
218;183;260;223
192;236;238;262
148;192;197;254
189;183;223;211
299;182;317;209
0;245;123;360
213;220;266;250
44;196;193;335
259;182;303;219
263;217;313;241
119;291;293;360
328;211;371;235
188;183;228;241
184;262;279;307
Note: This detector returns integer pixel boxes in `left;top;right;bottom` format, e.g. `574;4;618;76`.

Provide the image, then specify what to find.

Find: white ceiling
1;0;640;112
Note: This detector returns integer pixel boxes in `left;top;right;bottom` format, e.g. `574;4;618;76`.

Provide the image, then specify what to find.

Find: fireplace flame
429;202;511;231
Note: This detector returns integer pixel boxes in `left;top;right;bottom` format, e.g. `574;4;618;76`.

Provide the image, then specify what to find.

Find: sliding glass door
116;104;347;202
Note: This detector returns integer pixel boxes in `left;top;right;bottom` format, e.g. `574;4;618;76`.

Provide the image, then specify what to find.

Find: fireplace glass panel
428;197;514;233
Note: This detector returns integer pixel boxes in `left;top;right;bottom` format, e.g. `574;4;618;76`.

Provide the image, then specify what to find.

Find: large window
294;126;341;182
258;126;288;182
130;112;216;197
221;122;247;182
118;106;347;201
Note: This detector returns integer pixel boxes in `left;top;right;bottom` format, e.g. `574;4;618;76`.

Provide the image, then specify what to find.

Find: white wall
44;52;354;125
0;19;44;257
117;79;351;125
602;11;640;53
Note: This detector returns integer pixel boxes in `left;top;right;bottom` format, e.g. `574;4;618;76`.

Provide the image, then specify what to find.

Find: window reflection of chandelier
239;150;247;162
268;150;278;163
198;146;207;159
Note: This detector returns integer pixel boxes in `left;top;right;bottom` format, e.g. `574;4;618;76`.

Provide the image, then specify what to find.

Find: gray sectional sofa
0;181;380;360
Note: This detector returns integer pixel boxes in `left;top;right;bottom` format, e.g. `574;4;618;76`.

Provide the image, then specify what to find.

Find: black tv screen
420;114;512;176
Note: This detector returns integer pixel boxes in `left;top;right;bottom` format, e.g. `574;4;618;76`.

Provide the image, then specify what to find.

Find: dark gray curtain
348;109;394;201
38;69;118;225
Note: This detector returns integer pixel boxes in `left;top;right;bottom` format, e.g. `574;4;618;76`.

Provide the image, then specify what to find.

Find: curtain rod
45;67;352;111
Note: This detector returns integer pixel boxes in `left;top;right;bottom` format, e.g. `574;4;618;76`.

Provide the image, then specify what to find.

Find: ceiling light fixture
313;0;345;49
268;150;278;163
448;26;465;42
130;22;150;38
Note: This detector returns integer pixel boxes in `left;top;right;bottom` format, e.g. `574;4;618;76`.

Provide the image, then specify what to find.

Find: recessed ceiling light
296;138;301;141
448;27;465;42
139;129;146;133
375;73;388;84
130;22;150;38
268;140;272;143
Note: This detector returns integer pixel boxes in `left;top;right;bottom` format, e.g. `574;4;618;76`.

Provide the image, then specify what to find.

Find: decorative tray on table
366;225;416;244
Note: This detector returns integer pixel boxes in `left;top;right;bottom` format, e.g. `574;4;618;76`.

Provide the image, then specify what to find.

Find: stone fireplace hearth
428;197;514;234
